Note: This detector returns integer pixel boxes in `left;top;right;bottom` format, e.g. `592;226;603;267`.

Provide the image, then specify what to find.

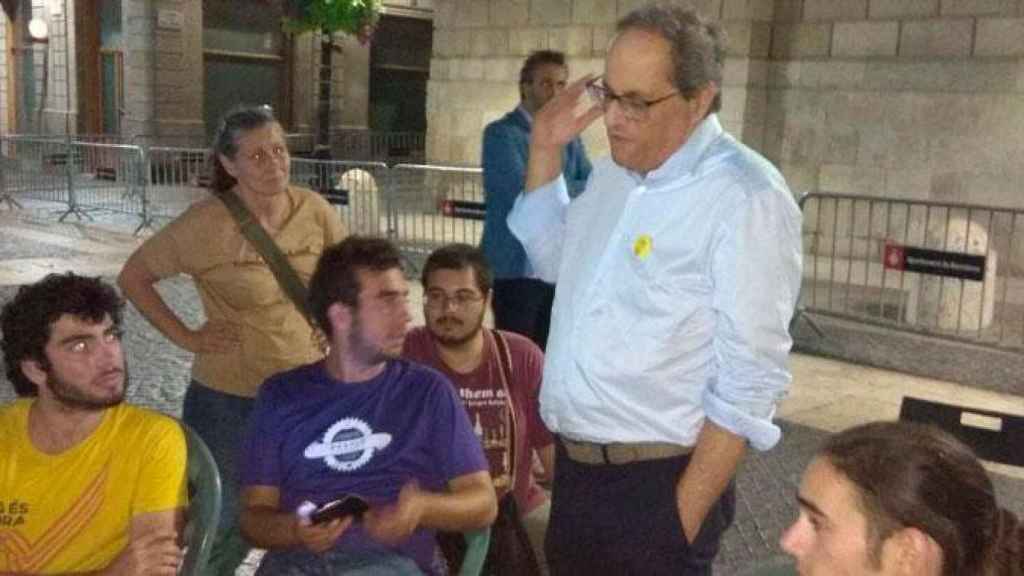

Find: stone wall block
470;29;508;56
772;0;804;21
800;61;867;89
771;23;832;58
548;26;594;57
900;19;974;57
869;0;938;19
508;28;548;55
530;1;571;25
451;29;472;56
490;0;529;26
616;0;649;18
456;0;489;27
573;0;617;24
819;164;886;195
433;0;455;28
722;0;773;20
940;0;1018;16
884;169;932;200
722;21;771;57
975;18;1024;56
833;21;898;57
804;0;868;20
430;58;450;82
592;25;615;54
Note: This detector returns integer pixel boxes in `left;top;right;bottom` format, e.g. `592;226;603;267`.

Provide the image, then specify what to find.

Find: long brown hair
821;421;1023;576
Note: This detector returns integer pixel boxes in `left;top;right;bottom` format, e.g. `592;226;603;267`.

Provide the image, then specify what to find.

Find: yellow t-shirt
0;400;187;573
136;185;347;397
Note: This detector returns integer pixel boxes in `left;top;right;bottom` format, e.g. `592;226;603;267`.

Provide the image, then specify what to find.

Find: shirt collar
516;104;533;125
629;114;723;185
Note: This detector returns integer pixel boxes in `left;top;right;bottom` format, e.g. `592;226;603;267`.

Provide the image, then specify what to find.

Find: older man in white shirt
507;4;802;575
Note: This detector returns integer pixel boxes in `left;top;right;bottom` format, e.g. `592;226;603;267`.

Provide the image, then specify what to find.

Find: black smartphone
309;495;369;525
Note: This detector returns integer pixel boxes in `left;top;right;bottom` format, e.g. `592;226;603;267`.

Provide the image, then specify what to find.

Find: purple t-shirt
241;359;488;574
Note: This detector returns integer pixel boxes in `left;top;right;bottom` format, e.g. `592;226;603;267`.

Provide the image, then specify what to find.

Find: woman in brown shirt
118;105;346;575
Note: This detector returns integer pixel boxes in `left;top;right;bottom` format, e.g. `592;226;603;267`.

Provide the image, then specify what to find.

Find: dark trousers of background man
492;278;556;351
545;439;736;576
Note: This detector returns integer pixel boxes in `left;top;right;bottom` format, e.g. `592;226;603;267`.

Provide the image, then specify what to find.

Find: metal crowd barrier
800;192;1024;351
388;164;484;267
290;157;388;236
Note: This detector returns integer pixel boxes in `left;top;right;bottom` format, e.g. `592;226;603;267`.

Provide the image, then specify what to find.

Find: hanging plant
282;0;382;43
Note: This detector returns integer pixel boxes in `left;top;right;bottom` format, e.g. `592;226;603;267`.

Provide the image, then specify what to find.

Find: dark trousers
492;278;556;351
545;439;735;576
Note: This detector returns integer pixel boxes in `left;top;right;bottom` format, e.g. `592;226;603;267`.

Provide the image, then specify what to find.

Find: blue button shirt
480;105;591;279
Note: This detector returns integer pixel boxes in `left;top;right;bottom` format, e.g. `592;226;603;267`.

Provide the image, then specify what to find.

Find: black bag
483;493;542;576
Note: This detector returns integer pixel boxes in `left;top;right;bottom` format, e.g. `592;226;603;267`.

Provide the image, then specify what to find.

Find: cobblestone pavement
2;204;1022;575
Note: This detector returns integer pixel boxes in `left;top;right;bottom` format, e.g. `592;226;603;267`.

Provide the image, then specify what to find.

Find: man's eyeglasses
585;76;679;122
425;290;485;310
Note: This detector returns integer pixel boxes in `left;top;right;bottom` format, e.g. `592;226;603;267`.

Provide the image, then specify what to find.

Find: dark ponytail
209;105;277;193
987;508;1024;576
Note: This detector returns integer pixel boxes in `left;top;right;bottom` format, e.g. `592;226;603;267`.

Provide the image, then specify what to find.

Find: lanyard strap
217;190;314;329
491;330;518;492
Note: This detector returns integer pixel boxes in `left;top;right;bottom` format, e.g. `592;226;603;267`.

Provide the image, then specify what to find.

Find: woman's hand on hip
187;320;241;354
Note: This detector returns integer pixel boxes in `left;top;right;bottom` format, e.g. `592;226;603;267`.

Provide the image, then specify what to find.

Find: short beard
428;307;485;348
347;314;397;365
48;365;128;411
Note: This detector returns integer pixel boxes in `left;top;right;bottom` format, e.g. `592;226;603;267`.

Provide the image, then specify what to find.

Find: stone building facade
427;0;1024;213
1;0;431;142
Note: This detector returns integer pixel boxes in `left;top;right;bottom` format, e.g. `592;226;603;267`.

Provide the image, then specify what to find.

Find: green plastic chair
458;527;491;576
178;423;223;576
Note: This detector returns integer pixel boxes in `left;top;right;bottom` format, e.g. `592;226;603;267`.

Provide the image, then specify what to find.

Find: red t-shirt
403;327;553;513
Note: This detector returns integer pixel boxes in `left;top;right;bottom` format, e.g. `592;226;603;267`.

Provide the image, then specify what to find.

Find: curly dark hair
1;273;124;396
308;236;404;335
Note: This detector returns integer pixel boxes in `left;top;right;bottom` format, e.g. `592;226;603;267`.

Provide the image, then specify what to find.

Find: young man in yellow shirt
0;273;187;575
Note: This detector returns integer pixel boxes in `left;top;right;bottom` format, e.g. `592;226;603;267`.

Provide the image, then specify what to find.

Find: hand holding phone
310;495;370;525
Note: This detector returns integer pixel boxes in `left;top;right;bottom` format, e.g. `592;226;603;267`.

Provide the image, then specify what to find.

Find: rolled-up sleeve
704;184;803;451
506;176;572;283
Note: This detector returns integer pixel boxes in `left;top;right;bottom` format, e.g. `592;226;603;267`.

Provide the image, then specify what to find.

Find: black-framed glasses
585;76;679;122
425;289;485;310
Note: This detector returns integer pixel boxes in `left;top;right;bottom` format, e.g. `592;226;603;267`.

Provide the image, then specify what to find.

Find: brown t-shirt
137;186;346;397
402;327;553;512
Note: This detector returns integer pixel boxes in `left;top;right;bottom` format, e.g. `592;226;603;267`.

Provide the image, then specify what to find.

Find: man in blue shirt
480;50;591;350
508;5;802;575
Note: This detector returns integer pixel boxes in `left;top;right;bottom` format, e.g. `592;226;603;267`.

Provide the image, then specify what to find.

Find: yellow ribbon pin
633;234;653;260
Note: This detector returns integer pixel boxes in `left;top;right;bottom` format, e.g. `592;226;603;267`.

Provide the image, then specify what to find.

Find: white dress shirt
507;114;802;450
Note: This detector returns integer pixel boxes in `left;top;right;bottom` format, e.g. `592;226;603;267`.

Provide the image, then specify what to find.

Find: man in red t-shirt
403;243;555;565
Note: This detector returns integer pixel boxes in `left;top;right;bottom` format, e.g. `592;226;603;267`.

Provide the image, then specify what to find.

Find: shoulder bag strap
492;330;518;491
217;190;313;328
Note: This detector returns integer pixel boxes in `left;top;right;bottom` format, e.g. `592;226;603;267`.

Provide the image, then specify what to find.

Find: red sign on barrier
882;242;985;281
883;243;905;270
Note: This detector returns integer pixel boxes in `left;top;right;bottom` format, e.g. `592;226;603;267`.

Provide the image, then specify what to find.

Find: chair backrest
899;396;1024;467
178;423;223;576
458;527;491;576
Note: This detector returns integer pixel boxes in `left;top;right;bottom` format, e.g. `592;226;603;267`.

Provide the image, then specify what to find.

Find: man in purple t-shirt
239;237;497;575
